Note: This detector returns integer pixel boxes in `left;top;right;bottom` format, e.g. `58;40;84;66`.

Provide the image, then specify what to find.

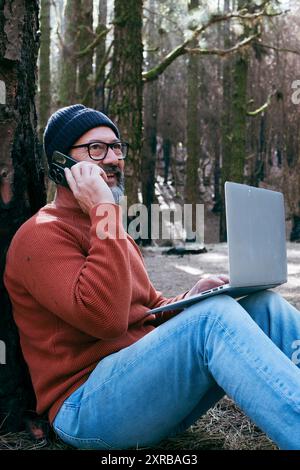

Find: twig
257;43;300;56
246;89;278;116
186;33;259;57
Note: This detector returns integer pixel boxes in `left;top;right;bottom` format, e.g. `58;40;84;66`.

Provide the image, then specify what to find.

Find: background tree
109;0;144;206
77;0;94;107
95;0;108;111
185;0;202;239
219;0;253;241
141;0;159;245
58;0;79;105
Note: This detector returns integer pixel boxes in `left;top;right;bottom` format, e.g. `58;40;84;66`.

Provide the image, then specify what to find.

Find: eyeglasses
70;140;129;161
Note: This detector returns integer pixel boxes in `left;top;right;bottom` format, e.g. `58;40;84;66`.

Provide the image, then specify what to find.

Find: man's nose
101;147;119;166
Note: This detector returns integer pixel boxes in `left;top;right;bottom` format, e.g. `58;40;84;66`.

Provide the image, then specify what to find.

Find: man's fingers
196;277;224;291
202;275;224;285
218;274;230;284
80;162;90;178
91;165;108;182
207;278;225;287
70;162;82;180
64;168;78;193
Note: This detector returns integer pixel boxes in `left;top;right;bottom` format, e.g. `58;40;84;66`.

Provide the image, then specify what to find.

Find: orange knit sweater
4;187;188;424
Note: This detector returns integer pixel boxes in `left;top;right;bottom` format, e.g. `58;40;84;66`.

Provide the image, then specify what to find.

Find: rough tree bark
38;0;51;141
220;0;249;241
0;0;46;432
109;0;143;207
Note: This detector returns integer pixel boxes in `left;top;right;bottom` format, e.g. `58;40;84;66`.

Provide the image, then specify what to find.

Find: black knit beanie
43;104;120;164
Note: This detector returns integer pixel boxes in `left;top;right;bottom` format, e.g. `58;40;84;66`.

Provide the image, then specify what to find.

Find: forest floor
1;241;300;451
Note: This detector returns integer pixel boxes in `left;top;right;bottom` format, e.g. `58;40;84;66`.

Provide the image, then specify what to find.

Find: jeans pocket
53;422;115;450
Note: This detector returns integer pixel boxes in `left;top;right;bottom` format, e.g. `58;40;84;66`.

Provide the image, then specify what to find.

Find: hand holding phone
64;162;114;213
48;151;78;188
48;151;114;213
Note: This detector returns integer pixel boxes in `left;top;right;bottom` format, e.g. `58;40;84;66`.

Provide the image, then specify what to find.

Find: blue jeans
52;291;300;450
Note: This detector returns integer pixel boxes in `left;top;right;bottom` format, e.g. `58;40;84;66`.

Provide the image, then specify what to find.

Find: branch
186;33;259;57
81;42;114;104
76;27;111;58
57;29;81;56
257;43;300;56
142;43;188;82
142;6;282;83
95;41;113;84
246;89;277;116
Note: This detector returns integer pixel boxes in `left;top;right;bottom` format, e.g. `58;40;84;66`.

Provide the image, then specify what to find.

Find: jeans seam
54;424;114;449
62;403;80;409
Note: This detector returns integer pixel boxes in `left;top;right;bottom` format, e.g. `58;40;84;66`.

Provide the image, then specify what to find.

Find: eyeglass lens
89;142;127;160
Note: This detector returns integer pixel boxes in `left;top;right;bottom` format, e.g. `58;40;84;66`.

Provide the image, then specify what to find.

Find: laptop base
148;284;280;315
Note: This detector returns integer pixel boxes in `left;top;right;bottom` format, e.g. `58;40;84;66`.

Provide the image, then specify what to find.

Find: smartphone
48;151;78;188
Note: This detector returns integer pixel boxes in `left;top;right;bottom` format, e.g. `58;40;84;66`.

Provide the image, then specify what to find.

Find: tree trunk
212;0;222;214
109;0;143;207
220;0;249;241
163;139;171;184
141;0;158;245
58;0;79;106
38;0;51;141
184;0;202;241
77;0;93;107
185;0;201;209
95;0;107;111
0;0;46;432
290;215;300;242
220;0;232;242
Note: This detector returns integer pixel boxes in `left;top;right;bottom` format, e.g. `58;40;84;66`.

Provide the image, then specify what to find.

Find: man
4;105;300;450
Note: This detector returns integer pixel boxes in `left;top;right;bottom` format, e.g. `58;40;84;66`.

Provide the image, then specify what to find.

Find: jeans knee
184;294;245;328
250;289;280;304
250;290;283;316
240;289;287;329
184;295;256;362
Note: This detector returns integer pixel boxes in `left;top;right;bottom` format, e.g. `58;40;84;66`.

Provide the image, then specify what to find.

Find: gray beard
110;173;125;204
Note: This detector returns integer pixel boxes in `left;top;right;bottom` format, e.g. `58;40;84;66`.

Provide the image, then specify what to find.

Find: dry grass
157;397;277;451
0;396;277;451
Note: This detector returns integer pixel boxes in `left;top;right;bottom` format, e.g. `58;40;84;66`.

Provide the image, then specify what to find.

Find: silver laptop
148;182;287;315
